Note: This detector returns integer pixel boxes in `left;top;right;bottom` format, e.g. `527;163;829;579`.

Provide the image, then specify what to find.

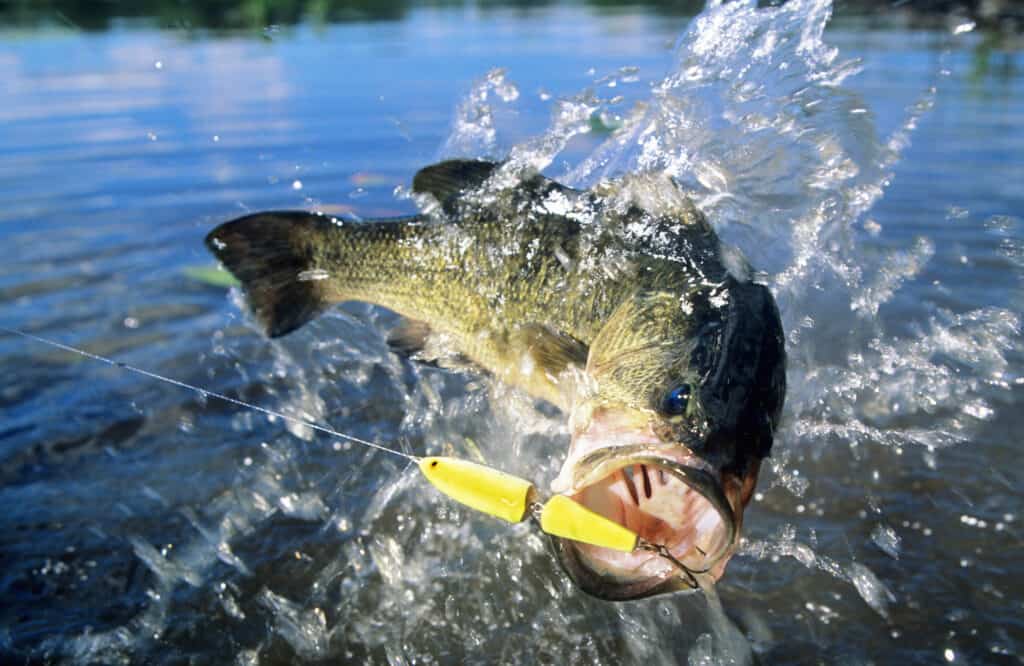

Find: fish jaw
548;407;759;600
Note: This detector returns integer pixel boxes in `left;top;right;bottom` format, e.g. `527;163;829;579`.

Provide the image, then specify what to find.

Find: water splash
871;523;901;559
437;0;1020;644
440;68;521;160
848;562;896;621
43;0;1022;663
258;589;329;660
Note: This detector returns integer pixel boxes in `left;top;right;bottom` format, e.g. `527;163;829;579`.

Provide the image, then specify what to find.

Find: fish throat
556;447;739;599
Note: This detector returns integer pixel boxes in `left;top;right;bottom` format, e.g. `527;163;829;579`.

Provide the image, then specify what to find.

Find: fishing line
0;326;713;582
0;325;418;462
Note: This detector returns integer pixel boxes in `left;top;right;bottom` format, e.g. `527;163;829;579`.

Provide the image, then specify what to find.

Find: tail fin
205;211;333;338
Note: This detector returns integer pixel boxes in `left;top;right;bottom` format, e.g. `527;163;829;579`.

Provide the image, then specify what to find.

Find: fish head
551;279;785;599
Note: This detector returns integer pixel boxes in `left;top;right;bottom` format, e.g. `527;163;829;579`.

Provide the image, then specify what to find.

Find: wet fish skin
208;162;628;409
206;159;786;600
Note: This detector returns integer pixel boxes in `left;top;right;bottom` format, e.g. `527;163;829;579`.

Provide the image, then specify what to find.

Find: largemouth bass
206;159;786;600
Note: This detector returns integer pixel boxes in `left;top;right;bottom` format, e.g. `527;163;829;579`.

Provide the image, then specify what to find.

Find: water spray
1;326;704;588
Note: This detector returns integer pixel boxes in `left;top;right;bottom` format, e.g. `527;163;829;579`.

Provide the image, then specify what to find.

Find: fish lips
550;446;738;601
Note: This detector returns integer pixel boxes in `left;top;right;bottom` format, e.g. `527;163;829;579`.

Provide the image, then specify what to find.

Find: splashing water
433;0;1019;605
345;0;1021;661
20;0;1022;663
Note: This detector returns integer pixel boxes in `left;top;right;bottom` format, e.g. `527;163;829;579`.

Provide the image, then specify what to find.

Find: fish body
207;160;785;600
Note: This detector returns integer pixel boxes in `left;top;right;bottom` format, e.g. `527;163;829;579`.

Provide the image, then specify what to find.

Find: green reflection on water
1;0;1018;37
0;0;705;33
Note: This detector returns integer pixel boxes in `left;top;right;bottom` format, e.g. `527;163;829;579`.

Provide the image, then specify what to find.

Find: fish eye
660;385;690;416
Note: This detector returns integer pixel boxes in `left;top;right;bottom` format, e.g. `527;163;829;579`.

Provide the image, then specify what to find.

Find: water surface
1;1;1022;663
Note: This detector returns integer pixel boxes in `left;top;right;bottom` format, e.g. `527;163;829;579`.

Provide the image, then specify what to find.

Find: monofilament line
0;326;418;462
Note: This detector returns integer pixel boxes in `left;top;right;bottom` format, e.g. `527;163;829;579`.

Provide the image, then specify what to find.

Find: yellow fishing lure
419;455;638;553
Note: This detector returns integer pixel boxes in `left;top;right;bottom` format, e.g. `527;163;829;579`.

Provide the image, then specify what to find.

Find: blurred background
0;1;1021;664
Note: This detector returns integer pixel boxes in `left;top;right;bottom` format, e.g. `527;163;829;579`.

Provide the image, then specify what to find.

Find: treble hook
636;538;705;590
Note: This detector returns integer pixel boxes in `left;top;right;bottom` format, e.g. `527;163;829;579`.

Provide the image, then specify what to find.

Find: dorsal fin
412;159;499;205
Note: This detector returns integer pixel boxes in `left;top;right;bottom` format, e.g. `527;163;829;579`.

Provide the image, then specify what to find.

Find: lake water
1;1;1022;663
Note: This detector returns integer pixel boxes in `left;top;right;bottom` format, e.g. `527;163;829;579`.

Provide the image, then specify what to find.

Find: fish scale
206;158;786;600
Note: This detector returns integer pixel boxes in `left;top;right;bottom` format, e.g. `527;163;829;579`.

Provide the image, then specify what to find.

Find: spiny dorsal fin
412;159;499;205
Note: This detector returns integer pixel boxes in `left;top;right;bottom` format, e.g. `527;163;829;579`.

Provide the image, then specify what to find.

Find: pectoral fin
493;324;588;409
388;319;588;409
513;324;588;377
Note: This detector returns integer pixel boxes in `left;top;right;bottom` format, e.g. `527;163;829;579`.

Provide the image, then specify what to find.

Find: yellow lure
419;455;641;553
539;495;639;553
419;456;535;524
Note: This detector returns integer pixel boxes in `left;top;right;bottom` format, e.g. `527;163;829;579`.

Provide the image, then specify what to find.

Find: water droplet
871;524;901;559
292;179;303;191
849;562;894;620
153;60;163;70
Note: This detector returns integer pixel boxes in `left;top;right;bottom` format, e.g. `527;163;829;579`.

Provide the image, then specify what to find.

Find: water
1;1;1022;663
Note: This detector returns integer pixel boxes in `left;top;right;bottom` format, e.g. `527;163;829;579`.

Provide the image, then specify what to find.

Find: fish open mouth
552;446;738;600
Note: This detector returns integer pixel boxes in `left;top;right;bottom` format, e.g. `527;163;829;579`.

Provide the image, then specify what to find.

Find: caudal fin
205;211;334;338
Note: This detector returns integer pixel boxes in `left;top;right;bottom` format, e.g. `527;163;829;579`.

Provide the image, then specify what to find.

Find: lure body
419;456;639;553
418;456;534;524
539;495;638;553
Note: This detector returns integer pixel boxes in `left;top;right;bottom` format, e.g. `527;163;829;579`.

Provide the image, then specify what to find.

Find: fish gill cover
14;0;1021;664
